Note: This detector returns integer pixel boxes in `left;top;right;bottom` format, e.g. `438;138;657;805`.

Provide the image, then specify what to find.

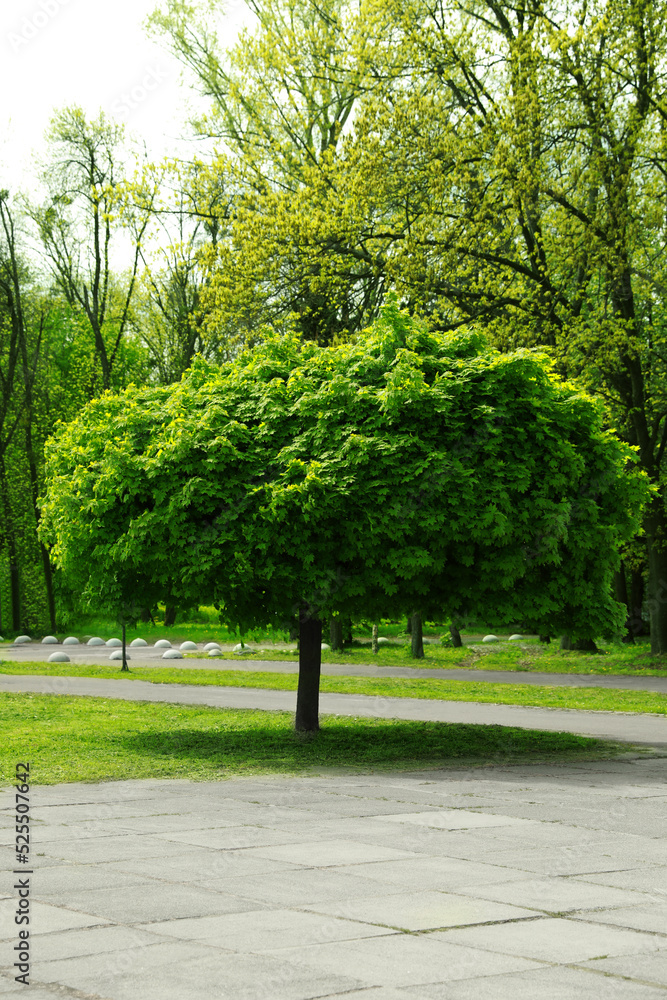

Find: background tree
29;106;158;394
149;0;387;344
41;304;648;729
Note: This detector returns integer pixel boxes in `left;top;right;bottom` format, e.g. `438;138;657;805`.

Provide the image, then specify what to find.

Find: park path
3;644;667;691
0;673;666;747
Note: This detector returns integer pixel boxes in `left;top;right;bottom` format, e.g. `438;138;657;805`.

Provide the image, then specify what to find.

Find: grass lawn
213;643;667;676
0;692;626;784
2;662;666;714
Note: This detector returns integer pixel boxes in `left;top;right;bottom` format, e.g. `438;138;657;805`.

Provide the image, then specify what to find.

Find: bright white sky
0;0;250;196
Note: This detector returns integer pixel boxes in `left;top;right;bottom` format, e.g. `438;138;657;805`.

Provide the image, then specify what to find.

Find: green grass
3;661;666;714
245;641;667;676
0;692;624;784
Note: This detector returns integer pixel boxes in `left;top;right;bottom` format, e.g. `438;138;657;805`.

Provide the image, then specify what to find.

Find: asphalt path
2;642;667;692
0;672;666;748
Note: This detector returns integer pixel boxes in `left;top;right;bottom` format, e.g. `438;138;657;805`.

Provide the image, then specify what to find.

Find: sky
0;0;250;195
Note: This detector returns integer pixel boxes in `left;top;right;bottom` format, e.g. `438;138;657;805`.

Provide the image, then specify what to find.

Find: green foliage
41;305;649;640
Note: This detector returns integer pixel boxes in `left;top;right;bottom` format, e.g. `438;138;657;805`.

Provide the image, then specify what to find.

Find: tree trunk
614;561;634;644
647;538;667;655
0;460;20;631
121;621;129;672
343;618;353;645
295;608;322;732
628;566;645;639
560;635;598;652
164;604;177;626
449;623;463;647
372;622;379;654
329;616;343;651
410;611;424;659
406;615;413;634
539;634;551;644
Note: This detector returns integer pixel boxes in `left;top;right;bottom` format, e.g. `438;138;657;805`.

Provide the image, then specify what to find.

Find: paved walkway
1;757;666;998
3;643;667;692
1;673;666;747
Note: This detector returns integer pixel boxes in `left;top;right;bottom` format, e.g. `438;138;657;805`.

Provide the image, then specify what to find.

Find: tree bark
329;616;343;651
560;635;598;652
295;608;322;732
647;519;667;655
121;621;129;672
449;623;463;647
410;611;424;658
372;622;379;654
164;604;177;626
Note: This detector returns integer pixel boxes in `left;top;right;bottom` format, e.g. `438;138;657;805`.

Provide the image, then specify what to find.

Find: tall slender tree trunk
410;611;424;659
372;622;379;654
295;608;322;732
329;616;343;651
449;623;463;647
121;621;129;672
0;459;20;631
645;500;667;655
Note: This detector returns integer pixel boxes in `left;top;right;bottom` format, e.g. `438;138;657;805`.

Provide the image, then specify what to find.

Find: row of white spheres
45;637;228;662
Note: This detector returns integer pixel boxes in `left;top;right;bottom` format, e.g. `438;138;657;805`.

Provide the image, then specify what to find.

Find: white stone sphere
48;651;70;663
180;641;198;651
162;649;182;659
106;638;122;647
14;635;31;644
63;637;80;645
509;634;523;641
87;637;105;646
234;648;252;655
377;637;390;646
109;649;129;661
321;643;331;652
204;642;221;651
232;643;247;652
154;639;172;649
130;638;148;647
41;636;58;644
482;635;499;643
208;649;222;657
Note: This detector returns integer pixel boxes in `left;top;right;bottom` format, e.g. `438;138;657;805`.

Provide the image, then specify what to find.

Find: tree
30;106;159;393
294;0;667;650
148;0;386;343
40;304;648;727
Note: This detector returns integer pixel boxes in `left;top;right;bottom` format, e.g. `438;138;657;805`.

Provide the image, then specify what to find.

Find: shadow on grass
119;719;619;774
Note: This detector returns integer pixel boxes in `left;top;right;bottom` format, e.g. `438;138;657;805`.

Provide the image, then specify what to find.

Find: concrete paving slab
300;890;536;931
0;898;110;938
139;907;396;950
36;833;193;864
437;915;664;963
240;839;419;868
377;810;538;831
155;825;315;851
405;965;667;998
30;865;156;896
336;856;533;891
47;883;269;923
457;875;656;913
579;950;667;986
204;868;414;907
260;934;541;987
30;924;162;962
37;944;365;1000
573;903;667;935
102;851;303;882
574;868;667;893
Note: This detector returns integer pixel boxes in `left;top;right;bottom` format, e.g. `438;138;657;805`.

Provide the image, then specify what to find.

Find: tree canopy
40;304;649;727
